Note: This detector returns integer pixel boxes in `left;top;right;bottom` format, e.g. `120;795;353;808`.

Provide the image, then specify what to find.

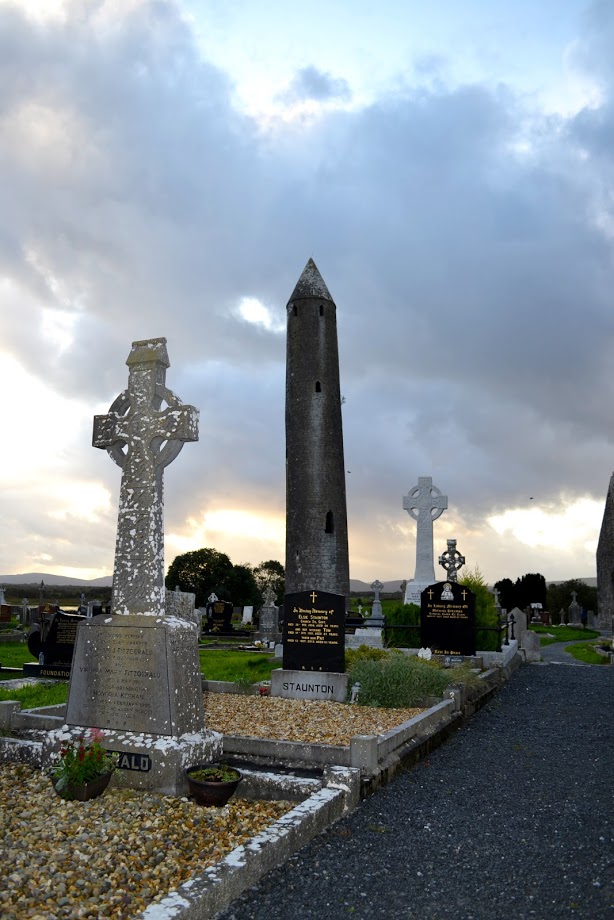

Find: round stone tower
285;258;350;599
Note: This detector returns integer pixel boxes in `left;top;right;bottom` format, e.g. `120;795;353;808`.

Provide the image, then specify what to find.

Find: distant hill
350;579;405;593
0;572;113;587
0;572;597;592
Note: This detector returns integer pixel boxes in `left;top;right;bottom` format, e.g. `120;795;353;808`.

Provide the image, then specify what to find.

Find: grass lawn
529;625;600;643
565;643;611;665
199;650;277;683
0;648;278;709
0;682;69;707
0;641;37;677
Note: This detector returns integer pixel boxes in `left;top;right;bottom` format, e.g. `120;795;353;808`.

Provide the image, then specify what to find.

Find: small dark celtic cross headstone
93;338;198;616
438;538;465;583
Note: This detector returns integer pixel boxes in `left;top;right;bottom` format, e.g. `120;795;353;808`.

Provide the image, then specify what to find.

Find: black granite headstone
206;599;234;633
283;590;345;672
420;581;476;656
25;609;85;679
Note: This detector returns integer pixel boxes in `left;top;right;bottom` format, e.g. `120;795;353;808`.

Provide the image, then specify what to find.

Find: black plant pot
185;765;242;807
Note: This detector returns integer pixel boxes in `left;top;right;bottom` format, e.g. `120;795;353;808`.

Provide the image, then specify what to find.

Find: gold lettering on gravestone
285;606;341;648
56;620;79;644
426;602;470;621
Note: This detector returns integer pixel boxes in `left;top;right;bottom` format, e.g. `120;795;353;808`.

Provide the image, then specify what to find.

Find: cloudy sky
1;0;613;588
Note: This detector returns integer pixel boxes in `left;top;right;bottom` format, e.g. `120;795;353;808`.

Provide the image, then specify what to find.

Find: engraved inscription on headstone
283;590;345;672
68;623;171;733
421;581;476;656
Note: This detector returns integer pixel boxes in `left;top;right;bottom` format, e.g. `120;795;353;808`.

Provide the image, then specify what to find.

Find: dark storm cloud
0;0;613;578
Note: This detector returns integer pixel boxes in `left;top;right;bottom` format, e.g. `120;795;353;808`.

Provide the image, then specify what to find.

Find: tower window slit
325;511;335;534
319;304;324;316
293;305;298;316
315;381;321;392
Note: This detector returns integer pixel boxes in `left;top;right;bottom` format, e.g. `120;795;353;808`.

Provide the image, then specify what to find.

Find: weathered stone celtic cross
93;338;198;616
403;477;448;584
438;538;465;583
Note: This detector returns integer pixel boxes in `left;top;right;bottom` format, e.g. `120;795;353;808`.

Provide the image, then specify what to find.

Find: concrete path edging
139;766;360;920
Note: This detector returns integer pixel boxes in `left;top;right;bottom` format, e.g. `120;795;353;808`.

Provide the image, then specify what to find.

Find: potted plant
185;762;242;806
50;728;116;801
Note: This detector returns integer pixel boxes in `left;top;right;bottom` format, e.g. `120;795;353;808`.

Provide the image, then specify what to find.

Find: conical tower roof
288;258;334;303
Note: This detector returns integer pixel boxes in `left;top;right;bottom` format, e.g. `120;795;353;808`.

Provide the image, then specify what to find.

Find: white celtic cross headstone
93;338;198;616
403;476;448;605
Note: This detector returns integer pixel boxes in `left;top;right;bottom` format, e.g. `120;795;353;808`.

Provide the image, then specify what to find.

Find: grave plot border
0;656;521;918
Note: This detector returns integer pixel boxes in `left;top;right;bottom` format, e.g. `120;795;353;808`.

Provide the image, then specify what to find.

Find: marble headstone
403;477;448;605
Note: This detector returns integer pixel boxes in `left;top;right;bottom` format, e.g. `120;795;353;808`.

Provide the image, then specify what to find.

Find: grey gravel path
220;663;614;920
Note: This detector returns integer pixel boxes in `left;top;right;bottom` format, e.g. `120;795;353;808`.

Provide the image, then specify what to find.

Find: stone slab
521;631;541;662
270;669;348;702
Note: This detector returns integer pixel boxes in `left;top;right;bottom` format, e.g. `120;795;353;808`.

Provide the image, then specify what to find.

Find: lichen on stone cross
438;539;465;583
403;477;448;583
93;338;198;616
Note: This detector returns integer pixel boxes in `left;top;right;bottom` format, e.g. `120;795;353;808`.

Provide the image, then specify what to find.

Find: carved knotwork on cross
438;539;465;583
93;338;198;616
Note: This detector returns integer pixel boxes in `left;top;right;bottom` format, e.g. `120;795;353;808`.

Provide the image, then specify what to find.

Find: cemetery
0;280;610;918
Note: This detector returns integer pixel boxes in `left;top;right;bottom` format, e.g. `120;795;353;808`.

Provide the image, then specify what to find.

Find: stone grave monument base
271;669;348;702
42;726;222;796
44;613;221;795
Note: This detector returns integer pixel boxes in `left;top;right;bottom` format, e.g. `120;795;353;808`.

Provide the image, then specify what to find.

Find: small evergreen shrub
345;645;390;669
461;567;501;652
347;654;451;708
383;603;420;648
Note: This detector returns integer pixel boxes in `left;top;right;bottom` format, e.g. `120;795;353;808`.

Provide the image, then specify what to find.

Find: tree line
165;548;285;608
494;573;597;613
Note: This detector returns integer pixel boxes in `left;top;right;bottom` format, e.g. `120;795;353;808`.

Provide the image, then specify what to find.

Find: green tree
461;565;500;651
384;602;421;647
494;577;517;611
228;564;263;607
546;579;597;617
514;573;546;610
165;548;234;607
253;559;285;604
